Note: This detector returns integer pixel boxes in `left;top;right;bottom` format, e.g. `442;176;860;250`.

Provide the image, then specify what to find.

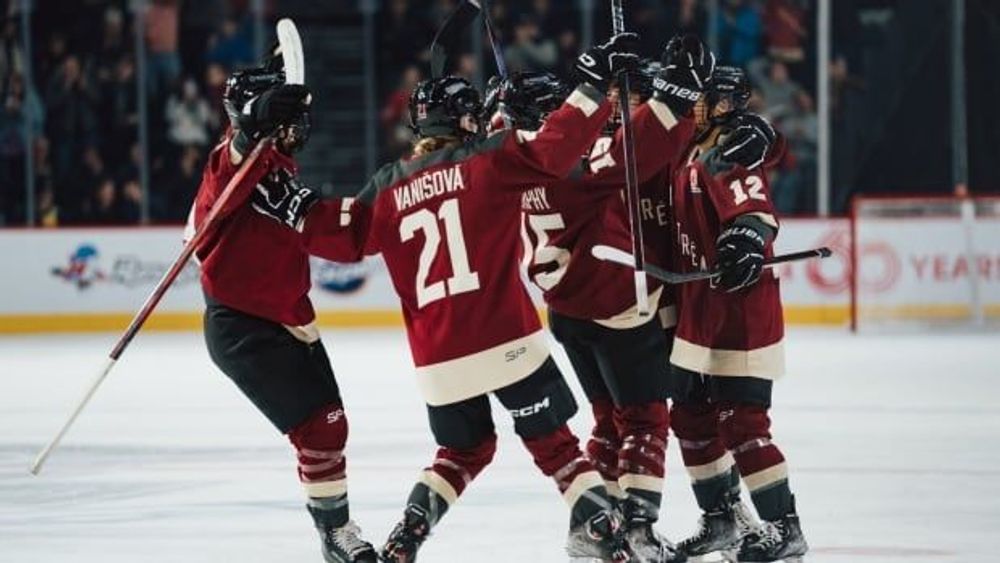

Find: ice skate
677;505;740;562
620;498;686;562
566;509;633;562
735;500;807;563
314;519;377;563
379;505;431;563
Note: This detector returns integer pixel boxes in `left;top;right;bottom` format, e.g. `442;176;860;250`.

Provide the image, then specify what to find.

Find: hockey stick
30;19;304;475
609;0;650;316
592;245;833;285
29;137;274;475
429;1;481;78
470;0;508;80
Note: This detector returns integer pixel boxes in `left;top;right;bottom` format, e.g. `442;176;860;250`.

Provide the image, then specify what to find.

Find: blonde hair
412;136;462;157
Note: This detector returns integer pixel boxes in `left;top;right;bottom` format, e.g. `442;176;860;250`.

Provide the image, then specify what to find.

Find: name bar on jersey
393;164;466;212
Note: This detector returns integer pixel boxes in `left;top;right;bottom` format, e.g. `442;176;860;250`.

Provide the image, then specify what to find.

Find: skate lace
751;521;785;550
330;521;372;556
690;512;714;542
733;502;760;538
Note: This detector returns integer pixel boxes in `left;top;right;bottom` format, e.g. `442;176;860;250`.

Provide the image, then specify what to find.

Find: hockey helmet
224;42;311;152
705;65;751;124
486;71;572;131
409;76;484;139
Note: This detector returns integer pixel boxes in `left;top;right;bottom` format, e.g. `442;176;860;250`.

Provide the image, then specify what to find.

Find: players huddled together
190;16;809;563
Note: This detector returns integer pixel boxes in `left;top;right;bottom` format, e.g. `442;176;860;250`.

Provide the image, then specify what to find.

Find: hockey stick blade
430;1;480;78
277;19;304;85
591;245;833;285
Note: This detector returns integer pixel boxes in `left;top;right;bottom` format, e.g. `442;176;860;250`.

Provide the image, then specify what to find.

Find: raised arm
475;33;641;187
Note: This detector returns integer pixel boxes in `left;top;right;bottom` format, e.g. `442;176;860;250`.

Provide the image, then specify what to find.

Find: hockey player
661;66;809;562
498;36;714;562
250;34;642;562
191;50;377;562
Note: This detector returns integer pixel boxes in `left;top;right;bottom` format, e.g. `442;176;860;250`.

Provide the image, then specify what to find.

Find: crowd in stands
1;0;835;226
1;0;254;226
377;0;825;214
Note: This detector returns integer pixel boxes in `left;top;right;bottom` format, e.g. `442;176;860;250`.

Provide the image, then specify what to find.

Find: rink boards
1;219;856;333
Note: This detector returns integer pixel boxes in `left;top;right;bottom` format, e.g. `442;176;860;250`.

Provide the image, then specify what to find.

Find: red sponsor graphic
910;254;1000;283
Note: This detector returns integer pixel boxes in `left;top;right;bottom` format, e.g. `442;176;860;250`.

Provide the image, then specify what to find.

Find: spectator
671;0;709;37
100;55;139;167
180;0;226;85
95;7;130;86
165;77;215;149
87;178;121;225
204;63;229;137
36;33;68;89
772;91;817;213
504;15;558;72
381;65;422;158
155;145;202;221
1;19;24;95
53;146;103;224
36;180;59;228
206;18;254;71
45;55;98;191
749;59;802;120
145;0;182;100
119;179;143;224
715;0;763;67
764;0;807;65
378;0;433;88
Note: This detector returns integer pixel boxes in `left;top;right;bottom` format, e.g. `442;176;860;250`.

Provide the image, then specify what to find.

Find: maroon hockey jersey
667;136;787;379
304;84;613;405
519;99;695;327
190;138;365;328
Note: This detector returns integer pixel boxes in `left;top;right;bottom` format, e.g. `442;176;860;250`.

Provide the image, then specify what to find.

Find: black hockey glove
574;32;640;92
250;168;318;233
653;34;716;117
230;84;312;157
714;219;771;293
718;113;777;170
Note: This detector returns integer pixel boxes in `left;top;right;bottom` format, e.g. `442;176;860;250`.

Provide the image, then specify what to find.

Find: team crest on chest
689;166;702;194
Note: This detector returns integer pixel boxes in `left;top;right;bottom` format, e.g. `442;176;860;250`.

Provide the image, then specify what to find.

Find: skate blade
568;557;606;562
690;549;737;563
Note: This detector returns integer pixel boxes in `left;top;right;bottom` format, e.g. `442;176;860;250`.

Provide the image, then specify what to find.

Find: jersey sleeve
299;197;372;263
583;99;696;192
298;172;386;263
700;161;779;229
473;83;612;188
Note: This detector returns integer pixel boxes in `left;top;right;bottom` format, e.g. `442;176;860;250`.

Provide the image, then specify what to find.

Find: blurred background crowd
1;0;998;227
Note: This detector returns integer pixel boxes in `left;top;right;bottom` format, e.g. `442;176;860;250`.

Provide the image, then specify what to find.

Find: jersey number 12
400;199;481;308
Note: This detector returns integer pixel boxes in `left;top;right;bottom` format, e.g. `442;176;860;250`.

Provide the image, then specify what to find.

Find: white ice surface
1;328;997;562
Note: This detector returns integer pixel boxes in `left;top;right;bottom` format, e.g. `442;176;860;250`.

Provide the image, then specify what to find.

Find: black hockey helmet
705;65;751;124
486;71;571;131
224;41;310;151
409;76;483;139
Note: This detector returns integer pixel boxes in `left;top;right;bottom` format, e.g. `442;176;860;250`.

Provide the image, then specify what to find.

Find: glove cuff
231;130;255;158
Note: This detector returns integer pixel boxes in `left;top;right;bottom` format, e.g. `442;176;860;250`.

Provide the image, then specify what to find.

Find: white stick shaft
634;271;650;315
30;357;117;475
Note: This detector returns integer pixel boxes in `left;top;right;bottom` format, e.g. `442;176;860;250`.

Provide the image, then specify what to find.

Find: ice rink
1;328;996;562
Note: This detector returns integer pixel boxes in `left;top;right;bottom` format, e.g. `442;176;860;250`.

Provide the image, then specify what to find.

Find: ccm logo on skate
510;397;550;418
326;409;345;424
505;346;528;362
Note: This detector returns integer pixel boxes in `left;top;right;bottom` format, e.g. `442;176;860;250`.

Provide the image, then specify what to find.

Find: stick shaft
29;138;273;475
30;357;115;475
609;0;648;314
478;0;507;79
